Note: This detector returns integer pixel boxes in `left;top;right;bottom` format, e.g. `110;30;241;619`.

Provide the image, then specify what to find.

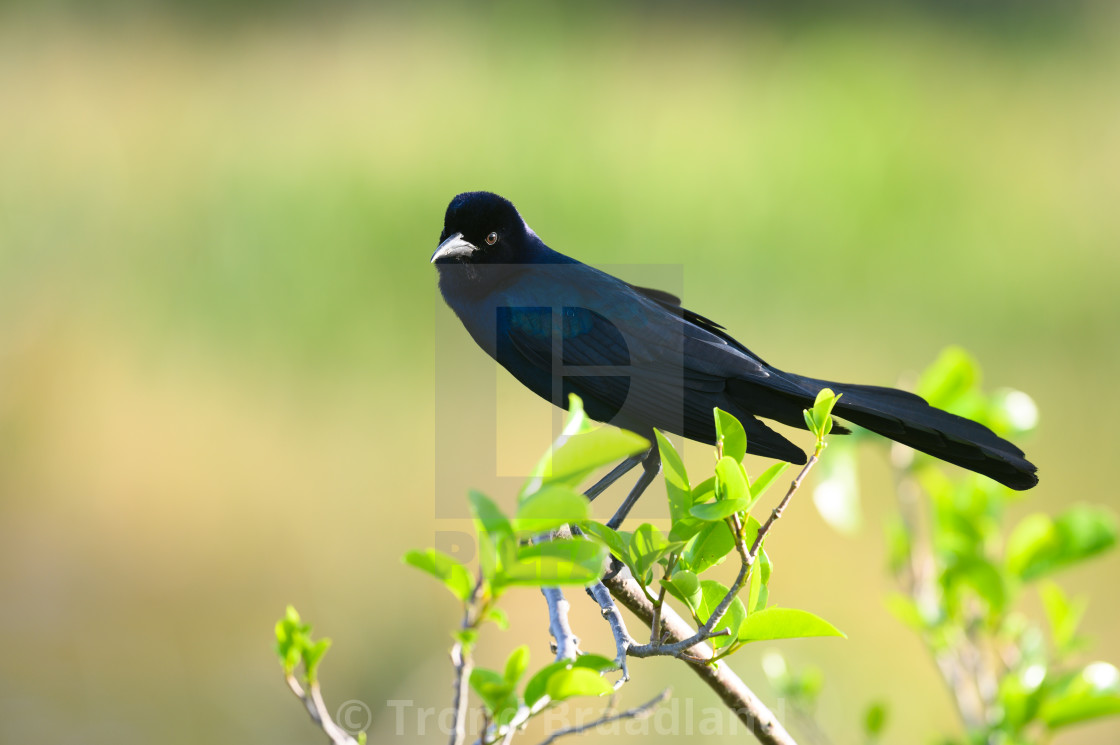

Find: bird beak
431;233;478;264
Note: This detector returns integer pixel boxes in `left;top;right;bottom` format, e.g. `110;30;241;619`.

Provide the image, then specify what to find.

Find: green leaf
274;605;313;676
275;605;309;644
275;609;315;676
739;514;764;556
469;490;514;542
485;607;510;630
402;548;474;601
1043;692;1120;729
884;515;913;575
714;408;748;463
630;522;667;561
1008;507;1118;580
690;498;748;522
680;521;736;574
714;456;749;503
279;604;304;631
546;667;613;700
581;521;629;562
668;515;706;543
811;388;840;439
661;569;702;614
574;654;617;672
689;458;748;521
628;523;679;583
803;409;818;437
752;585;769;614
469;667;513;713
492;695;521;727
470;666;521;724
514;486;590;535
737;607;846;643
749;462;789;503
1040;663;1120;729
696;580;747;649
748;549;771;613
916;346;980;411
670;476;713;542
655;430;692;525
302;638;331;684
690;476;717;504
941;556;1007;617
884;593;928;632
506;539;606;586
998;661;1047;729
504;645;530;684
469;490;516;583
453;628;479;647
524;661;567;706
1039;581;1087;654
523;652;615;706
523;416;649;498
864;701;888;736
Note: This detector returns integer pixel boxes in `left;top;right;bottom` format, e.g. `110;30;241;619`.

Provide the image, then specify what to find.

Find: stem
603;565;799;745
450;573;485;745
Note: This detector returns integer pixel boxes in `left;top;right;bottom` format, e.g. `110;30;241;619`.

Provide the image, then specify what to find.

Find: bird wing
626;283;773;366
495;277;808;461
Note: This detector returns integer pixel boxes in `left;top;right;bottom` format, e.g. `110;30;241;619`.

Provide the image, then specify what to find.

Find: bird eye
486;232;498;245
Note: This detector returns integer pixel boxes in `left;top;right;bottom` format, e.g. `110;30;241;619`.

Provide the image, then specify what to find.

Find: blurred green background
1;1;1118;743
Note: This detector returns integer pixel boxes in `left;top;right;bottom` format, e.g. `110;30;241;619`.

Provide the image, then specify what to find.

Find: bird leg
606;448;662;530
583;453;644;502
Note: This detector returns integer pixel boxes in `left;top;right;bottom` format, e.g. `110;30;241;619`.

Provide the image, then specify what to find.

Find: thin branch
627;557;749;659
892;467;988;732
648;582;668;646
285;675;361;745
602;565;798;745
533;689;671;745
749;449;820;560
629;452;822;659
449;642;473;745
450;574;485;745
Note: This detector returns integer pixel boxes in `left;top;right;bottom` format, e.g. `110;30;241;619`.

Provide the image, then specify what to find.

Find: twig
285;675;360;745
533;689;671;745
627;562;747;659
629;452;822;659
892;468;988;732
749;450;820;560
450;642;473;745
602;565;798;745
648;582;668;646
450;574;485;745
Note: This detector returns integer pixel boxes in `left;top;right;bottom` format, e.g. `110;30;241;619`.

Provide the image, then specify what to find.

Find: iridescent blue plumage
432;191;1038;490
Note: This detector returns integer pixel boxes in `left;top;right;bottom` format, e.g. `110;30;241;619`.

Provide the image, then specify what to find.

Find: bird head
431;191;532;266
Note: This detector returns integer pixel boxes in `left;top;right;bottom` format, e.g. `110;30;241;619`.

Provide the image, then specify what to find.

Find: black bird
431;191;1038;496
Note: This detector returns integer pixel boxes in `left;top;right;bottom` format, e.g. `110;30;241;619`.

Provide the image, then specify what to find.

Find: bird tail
728;374;1038;490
